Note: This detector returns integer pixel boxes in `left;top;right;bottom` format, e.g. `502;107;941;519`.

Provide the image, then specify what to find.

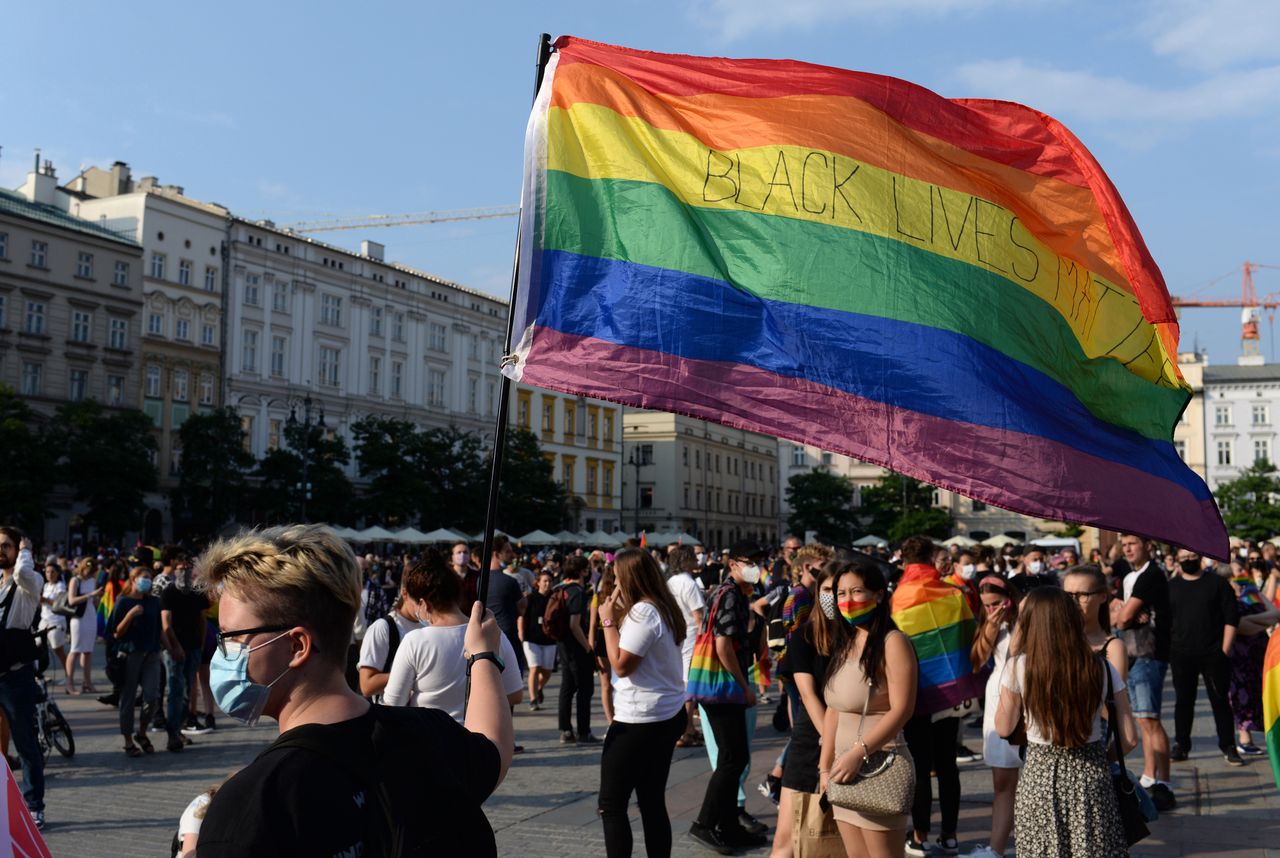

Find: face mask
960;564;976;580
818;590;837;620
738;563;762;585
1179;559;1201;575
453;552;469;565
210;632;292;726
695;553;706;564
1026;561;1043;574
416;609;432;626
838;597;877;626
136;578;153;594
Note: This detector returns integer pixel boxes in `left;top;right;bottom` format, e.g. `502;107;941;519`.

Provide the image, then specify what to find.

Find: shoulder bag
825;677;915;817
686;586;747;705
1103;662;1151;845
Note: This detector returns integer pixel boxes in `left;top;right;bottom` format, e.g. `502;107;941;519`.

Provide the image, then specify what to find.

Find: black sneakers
1224;750;1245;767
688;823;733;855
1148;783;1177;811
738;810;768;836
1170;744;1189;762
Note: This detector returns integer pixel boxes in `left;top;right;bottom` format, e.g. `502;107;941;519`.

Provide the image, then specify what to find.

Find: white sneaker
964;847;1002;858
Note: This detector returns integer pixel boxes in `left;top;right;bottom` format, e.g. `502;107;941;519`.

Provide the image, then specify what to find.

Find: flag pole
476;32;553;612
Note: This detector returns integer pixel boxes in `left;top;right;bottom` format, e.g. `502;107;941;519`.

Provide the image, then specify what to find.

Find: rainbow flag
96;581;118;638
1265;631;1280;789
1232;575;1263;608
505;36;1228;558
891;564;984;715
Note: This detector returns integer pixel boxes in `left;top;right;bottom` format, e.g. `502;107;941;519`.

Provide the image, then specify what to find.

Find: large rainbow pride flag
891;564;984;714
506;36;1228;557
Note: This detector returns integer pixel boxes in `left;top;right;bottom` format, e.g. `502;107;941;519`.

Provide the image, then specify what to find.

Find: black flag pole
476;32;554;612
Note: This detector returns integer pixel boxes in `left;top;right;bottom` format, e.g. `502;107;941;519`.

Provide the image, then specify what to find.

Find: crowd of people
2;523;1277;857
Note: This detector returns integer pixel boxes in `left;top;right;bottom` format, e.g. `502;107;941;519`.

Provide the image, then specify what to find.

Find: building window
20;362;41;396
428;323;447;352
564;402;577;437
427;368;446;406
272;281;288;311
487;380;496;416
175;318;190;341
821;451;833;466
68;368;87;401
0;232;6;259
30;241;48;268
563;458;576;487
145;365;161;398
76;252;93;279
517;391;531;428
369;356;382;395
587;460;599;496
242;330;259;373
149;312;165;336
603;411;614;443
109;318;127;349
602;463;614;506
1173;440;1187;461
24;302;45;335
199;373;214;405
639;444;654;465
172;369;189;402
107;374;124;406
113;261;130;286
1253;404;1270;426
244;274;260;306
71;310;92;343
1215;404;1232;427
715;453;721;473
268;418;282;451
319;346;341;387
370;307;383;337
268;336;286;377
391;361;403;399
178;259;192;286
588;409;599;442
320;294;342;326
241;416;255;454
202;323;215;346
542;399;555;433
204;265;218;292
150;252;165;280
469;335;480;360
392;312;405;342
1217;439;1233;467
1255;438;1271;463
0;295;5;328
640;486;654;508
468;376;478;413
683;446;689;466
695;449;701;469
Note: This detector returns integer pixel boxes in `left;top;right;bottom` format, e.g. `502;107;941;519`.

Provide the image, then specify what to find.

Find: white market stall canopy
352;525;397;541
553;530;583;544
853;535;889;548
981;534;1022;549
518;529;561;546
941;535;977;547
419;527;470;543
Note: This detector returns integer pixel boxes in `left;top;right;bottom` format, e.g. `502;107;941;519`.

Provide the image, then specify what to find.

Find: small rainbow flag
891;564;984;715
96;581;120;638
1264;631;1280;789
1231;575;1263;608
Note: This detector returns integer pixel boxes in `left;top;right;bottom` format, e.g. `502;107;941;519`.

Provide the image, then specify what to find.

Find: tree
785;470;856;544
50;401;158;541
493;428;566;536
351;416;427;527
170;407;254;538
0;386;55;535
859;472;953;541
251;421;353;526
1215;459;1280;541
412;426;487;532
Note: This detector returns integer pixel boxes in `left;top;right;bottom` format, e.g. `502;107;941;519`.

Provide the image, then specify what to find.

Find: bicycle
32;627;75;761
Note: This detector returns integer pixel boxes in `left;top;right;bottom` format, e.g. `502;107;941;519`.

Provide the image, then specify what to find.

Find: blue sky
4;0;1278;367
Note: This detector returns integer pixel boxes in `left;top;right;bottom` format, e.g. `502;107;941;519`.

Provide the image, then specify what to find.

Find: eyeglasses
216;624;292;659
1064;590;1103;602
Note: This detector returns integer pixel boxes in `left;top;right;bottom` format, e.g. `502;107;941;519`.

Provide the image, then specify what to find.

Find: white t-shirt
666;573;706;642
1000;654;1123;745
40;581;67;630
508;567;536;595
611;601;687;724
382;623;523;721
357;612;426;673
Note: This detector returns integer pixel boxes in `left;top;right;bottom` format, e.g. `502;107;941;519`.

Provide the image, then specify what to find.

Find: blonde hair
74;557;97;578
195;525;360;667
791;544;834;578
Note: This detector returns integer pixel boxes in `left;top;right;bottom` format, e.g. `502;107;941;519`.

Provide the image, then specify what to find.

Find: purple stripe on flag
519;327;1227;558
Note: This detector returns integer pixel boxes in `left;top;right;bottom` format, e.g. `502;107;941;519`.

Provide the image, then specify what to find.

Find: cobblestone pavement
30;646;1280;857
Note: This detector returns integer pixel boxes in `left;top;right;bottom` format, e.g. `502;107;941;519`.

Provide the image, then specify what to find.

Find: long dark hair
1016;587;1103;747
612;548;687;645
824;556;896;686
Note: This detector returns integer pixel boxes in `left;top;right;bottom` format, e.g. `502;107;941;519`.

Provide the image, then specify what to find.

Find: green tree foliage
785;470;856;544
170;407;254;538
251;420;353;526
859;472;953;542
492;428;567;536
50;401;157;540
0;386;55;535
1215;459;1280;541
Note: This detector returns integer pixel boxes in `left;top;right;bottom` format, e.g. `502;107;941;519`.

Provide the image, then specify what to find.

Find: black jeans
599;709;687;858
696;703;751;835
1171;650;1236;753
0;665;44;812
903;714;960;836
558;641;595;736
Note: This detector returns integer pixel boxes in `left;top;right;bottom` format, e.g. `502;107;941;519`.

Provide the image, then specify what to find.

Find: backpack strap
380;614;402;674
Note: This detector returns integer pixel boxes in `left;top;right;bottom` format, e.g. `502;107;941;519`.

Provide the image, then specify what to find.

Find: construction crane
283;205;519;234
1172;261;1280;358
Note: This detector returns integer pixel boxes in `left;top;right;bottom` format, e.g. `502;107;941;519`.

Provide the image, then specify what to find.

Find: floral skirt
1014;741;1128;858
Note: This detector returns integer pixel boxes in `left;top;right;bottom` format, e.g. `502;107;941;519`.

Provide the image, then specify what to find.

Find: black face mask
1179;559;1201;575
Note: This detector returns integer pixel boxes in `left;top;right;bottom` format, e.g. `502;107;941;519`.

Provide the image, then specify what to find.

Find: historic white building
1203;362;1280;490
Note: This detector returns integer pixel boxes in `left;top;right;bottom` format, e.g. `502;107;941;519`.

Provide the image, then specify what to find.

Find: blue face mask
136;578;153;594
210;632;292;726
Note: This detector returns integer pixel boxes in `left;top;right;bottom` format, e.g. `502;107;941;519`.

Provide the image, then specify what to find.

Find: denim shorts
1127;657;1168;719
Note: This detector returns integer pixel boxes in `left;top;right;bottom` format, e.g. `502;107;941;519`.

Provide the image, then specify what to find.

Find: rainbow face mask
838;597;876;626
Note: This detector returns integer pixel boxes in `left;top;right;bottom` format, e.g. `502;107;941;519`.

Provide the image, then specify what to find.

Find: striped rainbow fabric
890;564;984;715
506;37;1229;556
1265;630;1280;789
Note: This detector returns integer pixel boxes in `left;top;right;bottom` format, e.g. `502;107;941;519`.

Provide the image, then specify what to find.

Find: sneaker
1170;744;1189;762
528;701;541;712
738;810;768;835
688;822;733;855
577;733;601;744
30;810;44;830
936;834;960;855
97;694;118;707
906;835;929;857
955;744;982;763
183;716;213;736
1149;783;1177;812
964;847;1002;858
535;689;544;705
513;745;525;755
166;734;184;753
202;713;217;732
722;826;768;848
1237;743;1265;756
559;731;577;744
1224;750;1245;767
757;773;781;805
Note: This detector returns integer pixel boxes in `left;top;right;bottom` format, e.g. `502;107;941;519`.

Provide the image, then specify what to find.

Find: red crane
1171;262;1280;357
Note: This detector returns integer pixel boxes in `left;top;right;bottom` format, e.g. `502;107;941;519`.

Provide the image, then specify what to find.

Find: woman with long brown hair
596;548;688;857
819;556;918;858
995;587;1138;857
590;562;618;725
65;557;103;693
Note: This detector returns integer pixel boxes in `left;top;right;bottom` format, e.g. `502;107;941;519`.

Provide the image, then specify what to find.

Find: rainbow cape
505;36;1228;558
890;564;984;715
1265;631;1280;789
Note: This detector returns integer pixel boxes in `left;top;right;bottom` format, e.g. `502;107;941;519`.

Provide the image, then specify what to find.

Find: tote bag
686;586;747;705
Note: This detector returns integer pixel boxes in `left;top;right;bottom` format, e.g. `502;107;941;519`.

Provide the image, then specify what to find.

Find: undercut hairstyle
900;535;936;565
402;549;461;611
791;544;834;578
562;555;589;581
196;525;361;669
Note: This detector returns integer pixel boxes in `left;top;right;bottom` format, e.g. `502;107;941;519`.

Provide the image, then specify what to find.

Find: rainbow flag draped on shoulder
1264;631;1280;789
505;36;1228;557
891;564;983;715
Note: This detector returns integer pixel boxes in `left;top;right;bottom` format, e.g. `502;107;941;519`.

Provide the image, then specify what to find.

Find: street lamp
286;393;325;522
628;445;643;535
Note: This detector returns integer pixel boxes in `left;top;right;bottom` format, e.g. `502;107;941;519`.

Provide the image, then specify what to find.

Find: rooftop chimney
16;152;60;206
110;161;132;194
361;240;385;262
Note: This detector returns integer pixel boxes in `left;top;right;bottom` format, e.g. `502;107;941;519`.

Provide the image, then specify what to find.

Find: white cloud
1142;0;1280;71
953;58;1280;125
687;0;1004;43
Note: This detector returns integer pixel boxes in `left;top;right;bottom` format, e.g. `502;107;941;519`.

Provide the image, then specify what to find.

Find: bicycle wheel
45;705;75;758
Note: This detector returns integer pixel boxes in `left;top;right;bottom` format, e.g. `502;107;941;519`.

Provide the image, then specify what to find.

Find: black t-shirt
197;705;501;858
564;581;590;636
1168;573;1239;657
109;596;162;653
160;585;209;650
699;563;723;591
1129;562;1172;661
484;571;523;642
780;624;828;793
522;590;554;646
